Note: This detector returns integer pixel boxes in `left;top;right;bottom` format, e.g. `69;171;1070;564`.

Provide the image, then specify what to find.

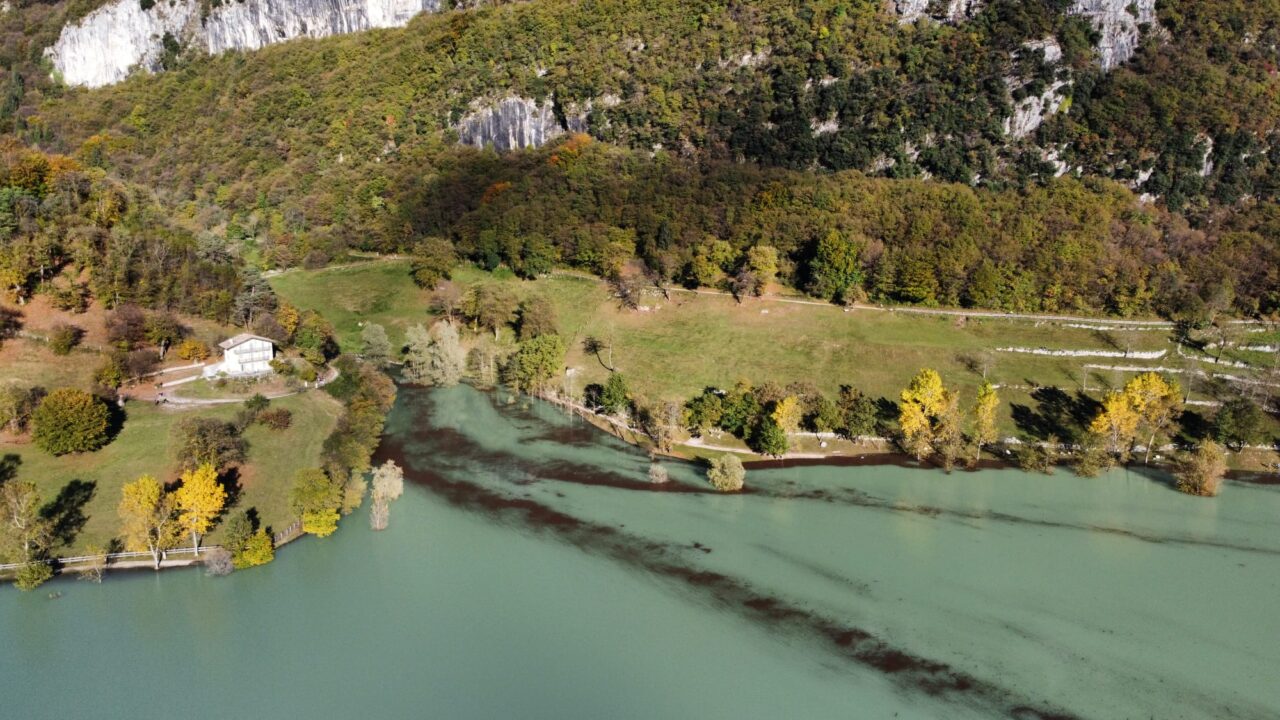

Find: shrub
31;388;111;455
176;339;210;361
48;323;82;355
234;529;275;568
93;355;126;389
648;463;669;484
203;547;234;577
1176;441;1228;497
172;417;245;471
14;562;53;591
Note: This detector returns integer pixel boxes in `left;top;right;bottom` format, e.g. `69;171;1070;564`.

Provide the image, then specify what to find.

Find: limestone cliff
455;97;589;152
48;0;441;87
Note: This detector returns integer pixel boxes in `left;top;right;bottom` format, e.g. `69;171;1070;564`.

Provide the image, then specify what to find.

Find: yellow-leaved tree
771;396;803;434
118;475;181;569
174;463;227;556
971;381;1000;463
899;369;953;462
1088;390;1141;459
1123;372;1184;464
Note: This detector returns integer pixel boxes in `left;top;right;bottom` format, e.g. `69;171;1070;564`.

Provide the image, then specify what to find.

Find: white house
203;334;275;378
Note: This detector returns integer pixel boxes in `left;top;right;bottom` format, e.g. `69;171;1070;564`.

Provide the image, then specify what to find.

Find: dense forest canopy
0;0;1276;319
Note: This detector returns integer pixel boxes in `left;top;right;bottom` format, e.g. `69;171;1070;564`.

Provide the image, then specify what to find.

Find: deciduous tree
31;388;110;455
118;475;180;569
706;454;746;492
370;460;405;531
174;463;226;556
290;468;343;538
360;323;391;367
971;381;999;462
1175;441;1228;497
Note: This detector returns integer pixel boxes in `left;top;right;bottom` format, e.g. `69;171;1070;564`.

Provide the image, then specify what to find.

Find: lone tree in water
426;321;466;386
174;463;227;556
370;460;406;531
707;454;746;492
1175;440;1228;497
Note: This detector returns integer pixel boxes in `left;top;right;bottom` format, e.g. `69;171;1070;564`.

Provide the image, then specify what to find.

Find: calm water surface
2;385;1278;719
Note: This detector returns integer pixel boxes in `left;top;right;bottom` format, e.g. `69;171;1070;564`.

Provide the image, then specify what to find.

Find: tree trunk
1145;431;1156;465
191;529;200;557
150;543;160;570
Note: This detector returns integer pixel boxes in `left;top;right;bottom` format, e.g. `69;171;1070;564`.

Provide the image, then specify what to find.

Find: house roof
218;333;275;351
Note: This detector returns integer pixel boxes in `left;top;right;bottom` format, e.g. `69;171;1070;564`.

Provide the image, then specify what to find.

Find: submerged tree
369;460;405;531
706;454;746;492
1175;441;1228;497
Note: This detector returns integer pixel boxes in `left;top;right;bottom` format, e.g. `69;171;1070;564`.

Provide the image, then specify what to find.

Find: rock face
893;0;983;24
1004;81;1069;139
1068;0;1157;70
455;97;588;152
47;0;441;87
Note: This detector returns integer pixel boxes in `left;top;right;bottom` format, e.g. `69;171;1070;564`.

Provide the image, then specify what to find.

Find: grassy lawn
0;340;100;391
269;260;432;351
267;261;1193;433
0;391;342;557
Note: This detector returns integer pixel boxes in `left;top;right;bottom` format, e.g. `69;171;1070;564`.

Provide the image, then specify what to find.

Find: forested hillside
0;0;1277;319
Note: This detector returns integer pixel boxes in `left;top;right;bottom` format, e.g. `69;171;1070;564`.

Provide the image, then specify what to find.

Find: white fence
0;546;212;572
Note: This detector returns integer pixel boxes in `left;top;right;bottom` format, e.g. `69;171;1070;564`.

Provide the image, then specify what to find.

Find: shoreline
534;390;1280;486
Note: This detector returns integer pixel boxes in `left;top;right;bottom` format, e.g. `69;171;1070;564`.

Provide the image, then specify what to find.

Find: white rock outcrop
48;0;441;87
893;0;983;24
455;96;588;152
1068;0;1156;70
1004;81;1068;139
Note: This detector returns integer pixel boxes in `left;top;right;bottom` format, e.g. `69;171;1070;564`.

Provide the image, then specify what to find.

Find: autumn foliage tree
1175;441;1228;497
291;468;343;538
970;381;1000;463
174;463;227;556
31;388;111;455
118;475;181;569
898;369;956;462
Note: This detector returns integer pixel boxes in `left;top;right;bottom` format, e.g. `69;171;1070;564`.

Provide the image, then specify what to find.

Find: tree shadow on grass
40;479;96;548
0;453;19;484
220;466;245;515
1010;387;1100;442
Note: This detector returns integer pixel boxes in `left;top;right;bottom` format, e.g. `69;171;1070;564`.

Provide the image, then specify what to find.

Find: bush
648;463;669;484
203;547;234;577
48;323;82;355
234;529;275;568
176;339;210;361
93;355;126;389
31;388;111;455
14;562;53;591
257;408;292;430
172;416;245;470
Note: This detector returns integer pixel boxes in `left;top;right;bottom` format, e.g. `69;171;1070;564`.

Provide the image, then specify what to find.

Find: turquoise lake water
2;385;1278;719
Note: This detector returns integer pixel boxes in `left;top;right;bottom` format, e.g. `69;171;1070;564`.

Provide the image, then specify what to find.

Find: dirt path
156;366;339;408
